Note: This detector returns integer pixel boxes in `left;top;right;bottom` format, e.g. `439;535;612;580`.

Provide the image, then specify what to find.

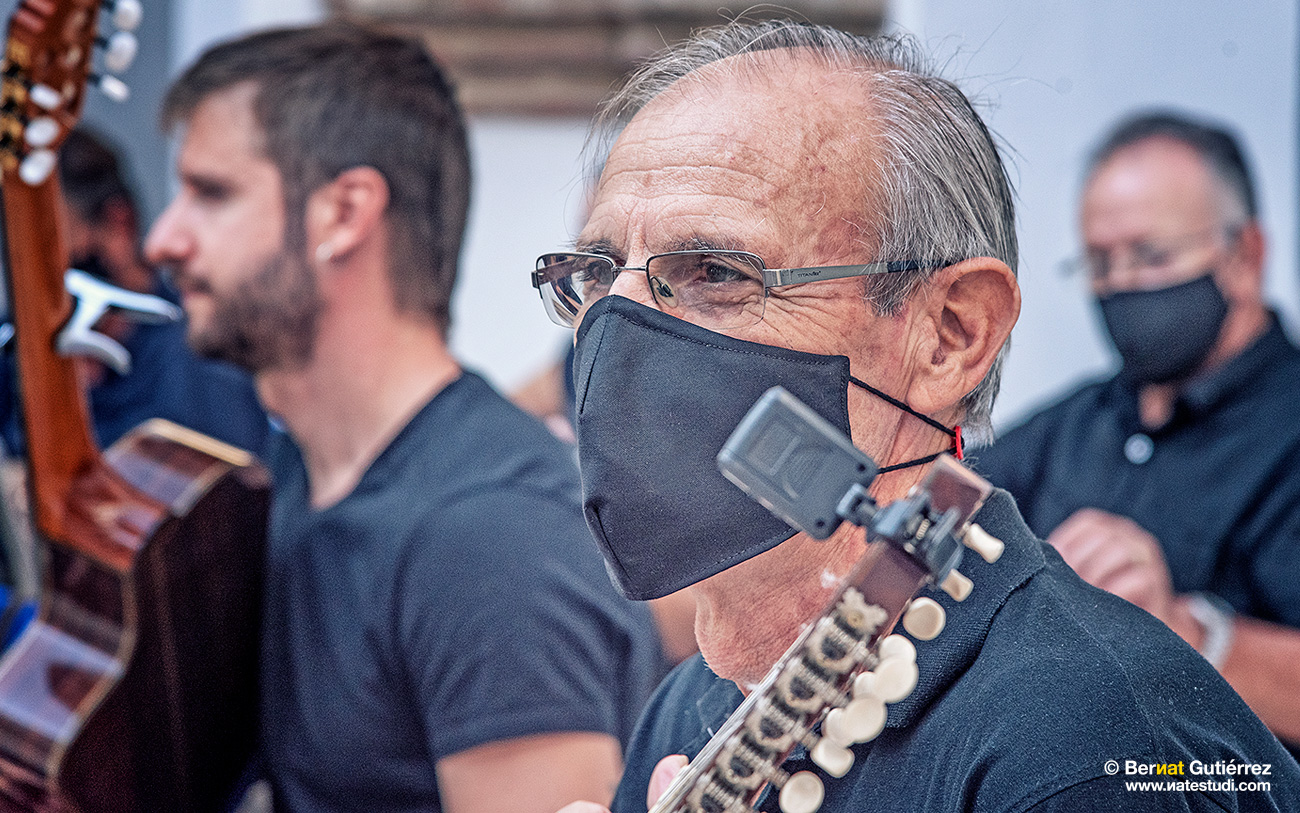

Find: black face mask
572;295;960;600
1097;274;1228;385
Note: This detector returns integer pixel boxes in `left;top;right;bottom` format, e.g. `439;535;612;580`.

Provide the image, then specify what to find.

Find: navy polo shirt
975;317;1300;630
614;491;1300;812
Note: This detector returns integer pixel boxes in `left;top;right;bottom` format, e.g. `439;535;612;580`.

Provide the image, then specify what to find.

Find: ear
304;166;390;265
904;258;1020;417
1218;220;1266;302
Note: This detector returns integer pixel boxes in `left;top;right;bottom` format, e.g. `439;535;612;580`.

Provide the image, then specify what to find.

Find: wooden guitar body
0;422;267;813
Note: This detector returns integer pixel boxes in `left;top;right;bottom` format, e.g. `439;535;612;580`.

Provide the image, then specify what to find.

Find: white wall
450;118;591;388
894;0;1298;429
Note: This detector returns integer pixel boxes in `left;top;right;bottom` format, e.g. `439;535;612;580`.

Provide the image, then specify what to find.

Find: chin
694;593;797;690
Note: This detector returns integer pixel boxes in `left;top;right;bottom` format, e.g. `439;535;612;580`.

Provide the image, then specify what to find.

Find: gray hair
1085;110;1258;231
589;20;1018;445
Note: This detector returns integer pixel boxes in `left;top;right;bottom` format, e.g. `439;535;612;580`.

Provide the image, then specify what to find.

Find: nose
607;264;656;308
143;196;194;268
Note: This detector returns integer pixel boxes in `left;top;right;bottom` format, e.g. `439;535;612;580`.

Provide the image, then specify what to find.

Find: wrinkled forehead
591;50;881;252
626;48;873;170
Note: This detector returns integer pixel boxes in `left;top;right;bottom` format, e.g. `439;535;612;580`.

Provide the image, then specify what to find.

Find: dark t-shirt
261;371;662;813
614;491;1300;812
974;318;1300;627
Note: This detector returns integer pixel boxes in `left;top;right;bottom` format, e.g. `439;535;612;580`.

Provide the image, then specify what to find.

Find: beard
186;247;323;373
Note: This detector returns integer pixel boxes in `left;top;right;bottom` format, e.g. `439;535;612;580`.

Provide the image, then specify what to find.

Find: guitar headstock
0;0;140;185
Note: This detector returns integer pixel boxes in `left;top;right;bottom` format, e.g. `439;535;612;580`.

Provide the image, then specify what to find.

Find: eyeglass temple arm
762;260;929;288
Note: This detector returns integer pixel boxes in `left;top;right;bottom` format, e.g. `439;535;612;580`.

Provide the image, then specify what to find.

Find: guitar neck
2;172;99;542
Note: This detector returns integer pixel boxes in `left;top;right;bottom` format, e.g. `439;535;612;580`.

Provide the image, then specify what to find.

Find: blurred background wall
22;0;1296;432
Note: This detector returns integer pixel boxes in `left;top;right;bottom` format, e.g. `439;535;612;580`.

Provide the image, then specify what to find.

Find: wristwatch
1184;592;1235;670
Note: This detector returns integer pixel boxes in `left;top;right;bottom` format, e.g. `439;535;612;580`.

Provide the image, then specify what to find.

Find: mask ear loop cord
848;375;964;473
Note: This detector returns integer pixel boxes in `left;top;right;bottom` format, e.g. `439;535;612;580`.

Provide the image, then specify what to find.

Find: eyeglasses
531;250;932;330
1061;228;1240;290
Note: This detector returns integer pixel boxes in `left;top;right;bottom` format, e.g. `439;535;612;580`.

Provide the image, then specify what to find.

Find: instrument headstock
1;0;138;186
645;389;1004;813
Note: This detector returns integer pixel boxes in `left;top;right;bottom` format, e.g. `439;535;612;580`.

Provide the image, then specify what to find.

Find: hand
1046;508;1179;625
553;754;688;813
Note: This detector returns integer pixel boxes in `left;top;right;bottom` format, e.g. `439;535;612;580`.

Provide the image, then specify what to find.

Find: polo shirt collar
1178;314;1288;416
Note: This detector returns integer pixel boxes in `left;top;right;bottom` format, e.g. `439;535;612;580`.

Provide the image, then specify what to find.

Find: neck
1137;305;1269;429
257;302;460;510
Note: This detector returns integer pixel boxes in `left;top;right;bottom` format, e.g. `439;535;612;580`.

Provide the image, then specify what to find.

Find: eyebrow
572;234;750;262
180;169;236;199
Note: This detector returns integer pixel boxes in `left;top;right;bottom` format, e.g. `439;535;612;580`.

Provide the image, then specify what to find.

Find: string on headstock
0;0;141;186
642;389;1007;813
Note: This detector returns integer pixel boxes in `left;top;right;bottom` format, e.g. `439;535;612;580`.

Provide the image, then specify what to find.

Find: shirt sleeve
395;487;656;761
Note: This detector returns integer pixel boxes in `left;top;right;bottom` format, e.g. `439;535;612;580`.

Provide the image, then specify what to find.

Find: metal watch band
1185;592;1235;670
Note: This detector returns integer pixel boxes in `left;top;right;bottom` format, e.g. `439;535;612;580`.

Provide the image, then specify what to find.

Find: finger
1076;542;1141;588
647;754;690;808
1104;570;1170;617
1048;522;1112;571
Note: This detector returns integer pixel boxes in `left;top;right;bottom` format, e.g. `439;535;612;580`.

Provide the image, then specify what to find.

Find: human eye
669;253;759;286
1132;242;1174;271
568;256;617;297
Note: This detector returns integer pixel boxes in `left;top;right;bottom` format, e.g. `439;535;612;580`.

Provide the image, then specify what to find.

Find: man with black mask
543;25;1300;813
977;112;1300;755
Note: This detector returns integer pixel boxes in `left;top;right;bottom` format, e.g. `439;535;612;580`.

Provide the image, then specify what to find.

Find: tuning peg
95;74;130;103
24;116;58;148
902;597;946;640
98;31;138;73
18;148;56;185
873;657;919;703
110;0;143;31
941;569;973;602
810;738;854;778
29;83;62;111
0;324;12;348
779;771;824;813
823;695;886;746
964;523;1005;563
877;634;916;664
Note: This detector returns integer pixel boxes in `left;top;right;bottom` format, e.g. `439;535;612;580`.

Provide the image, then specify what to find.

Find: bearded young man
541;21;1300;813
144;23;660;813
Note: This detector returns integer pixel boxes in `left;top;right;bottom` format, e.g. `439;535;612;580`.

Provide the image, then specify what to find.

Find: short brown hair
162;22;471;333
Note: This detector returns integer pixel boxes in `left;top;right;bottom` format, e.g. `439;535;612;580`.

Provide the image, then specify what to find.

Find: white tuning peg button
18;149;56;185
941;569;973;602
823;695;886;746
964;523;1005;563
111;0;143;31
810;738;854;778
877;634;916;664
903;597;946;641
24;117;59;148
851;670;877;699
29;83;62;111
873;657;919;703
103;31;138;73
97;75;130;103
779;771;824;813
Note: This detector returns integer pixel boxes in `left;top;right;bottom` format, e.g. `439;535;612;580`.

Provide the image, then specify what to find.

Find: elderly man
143;23;660;813
977;113;1300;756
541;21;1300;813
